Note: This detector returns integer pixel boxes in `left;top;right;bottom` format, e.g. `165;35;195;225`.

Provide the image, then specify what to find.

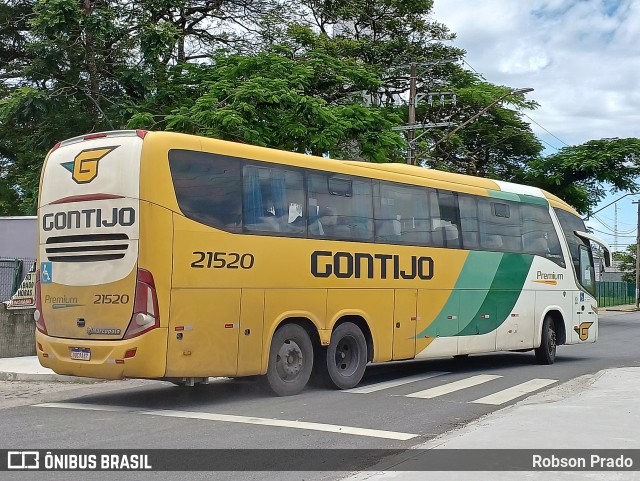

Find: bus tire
535;315;557;365
266;324;313;396
324;322;368;390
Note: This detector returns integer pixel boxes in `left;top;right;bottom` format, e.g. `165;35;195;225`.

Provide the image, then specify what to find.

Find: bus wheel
266;324;313;396
324;322;368;390
535;315;557;365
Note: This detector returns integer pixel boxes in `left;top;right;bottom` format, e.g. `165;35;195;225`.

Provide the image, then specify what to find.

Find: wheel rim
275;339;304;381
333;335;359;377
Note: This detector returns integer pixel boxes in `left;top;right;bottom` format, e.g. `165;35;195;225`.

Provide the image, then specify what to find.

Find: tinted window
308;173;373;241
459;194;480;250
430;190;461;248
478;199;522;252
374;182;430;245
243;164;305;235
522;204;564;266
169;150;242;232
555;208;590;275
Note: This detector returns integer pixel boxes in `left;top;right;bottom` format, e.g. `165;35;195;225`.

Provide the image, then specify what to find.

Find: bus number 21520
191;251;255;269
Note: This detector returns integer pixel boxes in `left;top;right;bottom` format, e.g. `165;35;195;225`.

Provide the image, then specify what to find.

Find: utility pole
634;200;640;308
407;62;417;165
392;60;454;165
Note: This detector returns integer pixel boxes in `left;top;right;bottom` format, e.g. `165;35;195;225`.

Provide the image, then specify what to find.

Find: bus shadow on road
54;351;588;410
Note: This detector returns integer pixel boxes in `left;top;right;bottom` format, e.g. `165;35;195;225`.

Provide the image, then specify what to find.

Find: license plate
70;347;91;361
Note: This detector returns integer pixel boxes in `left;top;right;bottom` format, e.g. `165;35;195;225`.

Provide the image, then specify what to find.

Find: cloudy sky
432;0;640;250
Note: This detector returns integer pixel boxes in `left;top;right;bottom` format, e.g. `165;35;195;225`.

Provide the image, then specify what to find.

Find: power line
461;59;571;150
522;112;570;148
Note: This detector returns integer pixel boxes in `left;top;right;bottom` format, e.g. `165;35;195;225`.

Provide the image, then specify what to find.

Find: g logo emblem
573;321;594;341
61;146;118;184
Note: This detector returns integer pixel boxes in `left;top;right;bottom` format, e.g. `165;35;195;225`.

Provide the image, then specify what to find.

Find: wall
0;216;37;260
0;304;36;358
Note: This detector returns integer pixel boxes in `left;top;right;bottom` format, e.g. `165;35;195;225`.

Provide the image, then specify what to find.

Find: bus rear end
35;130;167;379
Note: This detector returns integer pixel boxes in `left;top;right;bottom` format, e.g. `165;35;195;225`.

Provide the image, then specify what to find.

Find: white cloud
432;0;640;150
432;0;640;247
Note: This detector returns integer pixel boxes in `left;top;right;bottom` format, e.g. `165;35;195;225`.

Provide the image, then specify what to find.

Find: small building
0;216;37;301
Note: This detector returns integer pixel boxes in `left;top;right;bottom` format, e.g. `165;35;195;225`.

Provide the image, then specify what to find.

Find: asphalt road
1;310;639;481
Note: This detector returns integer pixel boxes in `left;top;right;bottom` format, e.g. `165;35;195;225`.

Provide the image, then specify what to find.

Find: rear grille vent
45;234;129;262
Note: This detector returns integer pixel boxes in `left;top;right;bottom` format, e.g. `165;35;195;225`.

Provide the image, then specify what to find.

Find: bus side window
374;181;430;245
243;164;305;235
478;198;522;253
430;190;461;249
308;172;373;241
522;204;564;265
169;150;242;232
459;194;480;250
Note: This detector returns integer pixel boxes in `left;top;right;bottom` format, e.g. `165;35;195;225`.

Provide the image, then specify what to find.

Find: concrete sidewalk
0;355;98;382
346;367;640;480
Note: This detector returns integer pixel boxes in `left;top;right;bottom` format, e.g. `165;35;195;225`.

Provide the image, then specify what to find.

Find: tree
612;244;636;284
133;48;406;162
418;76;542;179
524;138;640;214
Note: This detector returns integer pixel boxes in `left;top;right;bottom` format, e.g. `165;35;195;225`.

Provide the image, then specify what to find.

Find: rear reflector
34;271;48;335
123;269;159;339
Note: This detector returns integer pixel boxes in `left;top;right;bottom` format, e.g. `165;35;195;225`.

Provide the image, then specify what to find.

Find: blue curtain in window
243;166;263;224
270;171;287;217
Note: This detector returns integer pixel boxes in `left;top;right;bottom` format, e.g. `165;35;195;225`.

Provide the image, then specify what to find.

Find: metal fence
0;257;36;302
595;281;635;308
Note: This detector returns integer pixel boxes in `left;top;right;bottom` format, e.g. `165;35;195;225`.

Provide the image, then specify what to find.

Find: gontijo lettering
42;208;135;231
311;250;434;279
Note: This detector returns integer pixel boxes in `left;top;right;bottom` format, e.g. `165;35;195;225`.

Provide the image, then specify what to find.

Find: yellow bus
35;130;610;396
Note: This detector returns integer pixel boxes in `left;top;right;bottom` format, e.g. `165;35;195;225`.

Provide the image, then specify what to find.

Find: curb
0;371;103;383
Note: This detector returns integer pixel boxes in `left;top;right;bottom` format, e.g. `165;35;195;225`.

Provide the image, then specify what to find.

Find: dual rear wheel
266;322;368;396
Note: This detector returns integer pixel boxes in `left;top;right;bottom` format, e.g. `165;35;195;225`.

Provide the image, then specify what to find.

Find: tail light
123;269;159;339
34;270;48;334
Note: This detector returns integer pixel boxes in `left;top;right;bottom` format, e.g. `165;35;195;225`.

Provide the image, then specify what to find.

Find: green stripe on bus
517;194;549;206
487;190;520;202
488;189;549;206
417;251;502;338
457;253;533;336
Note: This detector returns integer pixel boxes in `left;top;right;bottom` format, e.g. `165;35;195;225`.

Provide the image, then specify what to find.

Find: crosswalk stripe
470;378;558;405
405;374;502;399
344;372;450;394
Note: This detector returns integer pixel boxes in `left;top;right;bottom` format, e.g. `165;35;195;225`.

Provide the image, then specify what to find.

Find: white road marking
405;374;502;399
34;402;132;412
344;372;451;394
470;378;558;405
34;403;417;441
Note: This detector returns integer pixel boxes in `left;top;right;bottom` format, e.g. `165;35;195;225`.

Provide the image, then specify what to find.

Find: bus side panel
326;289;394;363
166;288;241;377
392;289;417;360
495;289;535;350
457;290;497;354
415;289;457;357
261;289;327;374
570;290;598;344
237;288;265;376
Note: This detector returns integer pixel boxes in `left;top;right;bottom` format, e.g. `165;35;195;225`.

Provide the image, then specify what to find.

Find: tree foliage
0;0;638;217
612;244;636;284
524;138;640;214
